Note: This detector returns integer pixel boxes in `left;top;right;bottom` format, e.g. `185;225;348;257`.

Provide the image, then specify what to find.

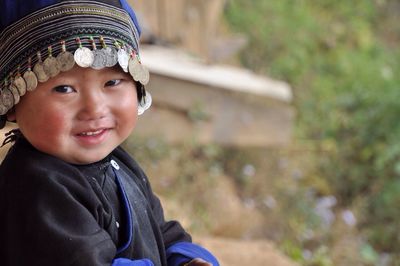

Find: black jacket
0;137;192;266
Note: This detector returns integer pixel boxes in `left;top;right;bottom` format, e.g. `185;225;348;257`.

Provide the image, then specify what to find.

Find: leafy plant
225;0;400;263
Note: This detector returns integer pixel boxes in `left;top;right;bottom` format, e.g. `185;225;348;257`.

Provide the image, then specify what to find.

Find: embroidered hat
0;0;151;119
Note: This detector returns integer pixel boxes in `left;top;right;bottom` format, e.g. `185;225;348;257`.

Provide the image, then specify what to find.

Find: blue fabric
114;168;134;254
119;0;141;35
112;258;154;266
0;0;52;30
166;242;220;266
0;0;141;35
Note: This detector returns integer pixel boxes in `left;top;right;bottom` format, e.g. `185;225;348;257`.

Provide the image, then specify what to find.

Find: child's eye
52;85;75;93
105;79;121;87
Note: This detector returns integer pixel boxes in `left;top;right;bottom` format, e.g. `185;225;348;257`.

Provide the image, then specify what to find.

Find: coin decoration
137;92;152;115
74;37;94;68
33;51;49;82
90;37;107;70
100;36;118;67
127;50;150;85
13;67;27;96
43;46;61;78
128;51;142;81
9;83;20;105
2;85;14;111
0;95;8;115
138;65;150;85
23;58;38;92
115;41;129;72
105;47;118;67
57;41;75;72
0;35;151;114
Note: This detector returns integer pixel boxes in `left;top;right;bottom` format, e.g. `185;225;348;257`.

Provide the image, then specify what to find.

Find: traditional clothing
0;1;219;265
0;136;219;266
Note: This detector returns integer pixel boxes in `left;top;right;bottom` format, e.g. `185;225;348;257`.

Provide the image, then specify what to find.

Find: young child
0;1;219;266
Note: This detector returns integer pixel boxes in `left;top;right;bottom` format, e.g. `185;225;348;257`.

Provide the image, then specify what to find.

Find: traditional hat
0;0;151;120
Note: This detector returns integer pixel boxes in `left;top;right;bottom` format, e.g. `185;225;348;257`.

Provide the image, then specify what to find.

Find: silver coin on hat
137;92;152;115
1;87;14;110
91;49;107;70
100;36;118;67
104;46;118;67
89;37;106;70
57;52;75;72
117;48;129;72
43;56;60;78
9;84;20;105
128;55;142;81
14;76;27;96
33;62;49;83
23;70;38;91
57;41;75;72
0;98;8;115
134;63;145;82
138;65;150;85
74;46;94;68
0;92;8;115
33;52;49;82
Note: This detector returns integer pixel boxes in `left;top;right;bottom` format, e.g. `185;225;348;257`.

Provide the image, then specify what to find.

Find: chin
63;152;110;165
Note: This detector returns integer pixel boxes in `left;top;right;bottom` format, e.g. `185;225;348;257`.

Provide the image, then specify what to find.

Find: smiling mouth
78;129;107;137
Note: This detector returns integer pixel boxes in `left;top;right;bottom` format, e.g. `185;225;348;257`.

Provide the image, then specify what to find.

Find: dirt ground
195;236;297;266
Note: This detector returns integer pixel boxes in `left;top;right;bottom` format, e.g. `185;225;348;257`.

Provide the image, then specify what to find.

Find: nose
77;89;107;120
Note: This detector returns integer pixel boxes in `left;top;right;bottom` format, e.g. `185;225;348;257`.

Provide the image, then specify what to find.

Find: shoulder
112;146;152;188
0;138;92;196
113;146;141;170
113;146;146;178
1;138;79;176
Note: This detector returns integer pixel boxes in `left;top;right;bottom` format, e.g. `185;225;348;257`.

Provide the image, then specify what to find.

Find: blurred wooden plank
128;0;226;60
137;46;294;147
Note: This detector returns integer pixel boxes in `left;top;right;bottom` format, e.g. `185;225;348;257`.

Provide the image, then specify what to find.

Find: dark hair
136;82;146;102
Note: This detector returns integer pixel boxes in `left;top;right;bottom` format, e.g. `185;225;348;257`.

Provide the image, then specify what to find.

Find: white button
110;160;120;170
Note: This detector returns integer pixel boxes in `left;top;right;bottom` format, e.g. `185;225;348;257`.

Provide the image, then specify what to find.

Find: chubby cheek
17;106;71;150
114;93;139;134
119;109;138;137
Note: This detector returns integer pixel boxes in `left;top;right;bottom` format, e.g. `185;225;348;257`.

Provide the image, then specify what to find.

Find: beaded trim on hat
0;0;150;115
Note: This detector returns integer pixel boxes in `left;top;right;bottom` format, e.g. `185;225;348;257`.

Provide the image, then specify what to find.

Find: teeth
80;129;103;136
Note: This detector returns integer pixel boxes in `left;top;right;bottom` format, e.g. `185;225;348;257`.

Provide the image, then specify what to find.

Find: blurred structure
129;0;232;62
0;1;294;154
129;0;294;147
138;46;293;147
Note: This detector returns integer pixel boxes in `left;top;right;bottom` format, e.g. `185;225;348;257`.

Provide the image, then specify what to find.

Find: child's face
10;65;138;164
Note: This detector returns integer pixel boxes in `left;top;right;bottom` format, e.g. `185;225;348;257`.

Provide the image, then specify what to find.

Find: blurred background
1;0;399;265
125;0;400;265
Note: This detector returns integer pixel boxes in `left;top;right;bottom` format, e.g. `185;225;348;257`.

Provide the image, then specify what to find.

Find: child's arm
115;148;220;266
137;176;219;266
183;258;212;266
134;176;218;266
110;258;211;266
165;242;218;266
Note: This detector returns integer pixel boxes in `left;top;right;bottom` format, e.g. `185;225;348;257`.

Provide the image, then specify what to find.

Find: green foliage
360;244;379;265
225;0;400;263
